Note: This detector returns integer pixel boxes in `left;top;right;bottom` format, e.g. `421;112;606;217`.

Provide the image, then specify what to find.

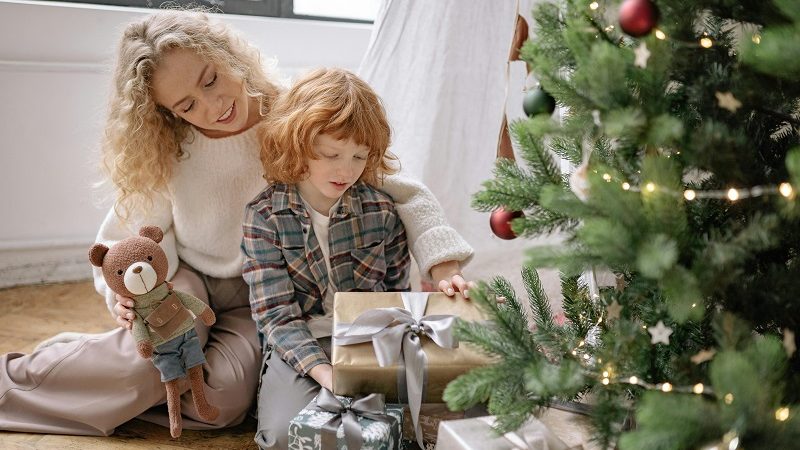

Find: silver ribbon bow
313;388;394;450
478;416;575;450
333;292;458;447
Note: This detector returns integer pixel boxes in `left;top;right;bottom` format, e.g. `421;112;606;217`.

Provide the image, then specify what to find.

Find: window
39;0;379;22
293;0;378;22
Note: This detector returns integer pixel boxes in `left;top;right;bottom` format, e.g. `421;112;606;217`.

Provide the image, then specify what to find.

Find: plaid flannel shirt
242;181;411;375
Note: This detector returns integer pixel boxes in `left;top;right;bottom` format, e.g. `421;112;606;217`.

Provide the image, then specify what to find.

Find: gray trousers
254;340;488;450
254;338;331;449
0;263;260;435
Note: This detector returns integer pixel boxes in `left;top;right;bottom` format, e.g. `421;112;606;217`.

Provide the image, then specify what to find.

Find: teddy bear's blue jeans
151;328;206;382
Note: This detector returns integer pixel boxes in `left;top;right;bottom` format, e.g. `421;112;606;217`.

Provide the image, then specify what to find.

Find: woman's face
151;48;259;138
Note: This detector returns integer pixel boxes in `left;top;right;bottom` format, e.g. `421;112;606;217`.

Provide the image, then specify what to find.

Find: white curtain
358;0;564;302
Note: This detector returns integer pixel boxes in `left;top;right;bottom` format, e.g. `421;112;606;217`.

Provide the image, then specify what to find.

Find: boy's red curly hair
259;68;397;186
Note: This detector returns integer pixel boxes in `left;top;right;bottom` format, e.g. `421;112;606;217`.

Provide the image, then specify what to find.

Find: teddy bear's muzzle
125;262;158;295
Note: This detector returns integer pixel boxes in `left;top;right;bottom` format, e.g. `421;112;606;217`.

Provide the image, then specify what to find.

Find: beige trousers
0;264;260;436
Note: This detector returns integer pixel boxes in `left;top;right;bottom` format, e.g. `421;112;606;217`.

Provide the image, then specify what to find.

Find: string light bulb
693;383;704;394
684;189;696;200
589;1;599;10
775;407;790;421
622;182;631;190
655;29;666;40
700;37;713;48
727;188;739;201
752;34;761;44
779;182;793;197
724;393;734;404
602;377;610;385
661;382;673;392
629;376;638;384
603;173;612;182
645;182;656;192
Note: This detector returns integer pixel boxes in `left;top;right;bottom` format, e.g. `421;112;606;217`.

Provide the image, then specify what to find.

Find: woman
0;9;473;436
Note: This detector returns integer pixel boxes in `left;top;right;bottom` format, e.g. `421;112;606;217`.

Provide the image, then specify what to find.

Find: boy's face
298;134;369;213
150;48;257;138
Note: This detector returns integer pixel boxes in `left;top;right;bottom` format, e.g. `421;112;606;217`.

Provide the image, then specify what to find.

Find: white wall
0;0;372;287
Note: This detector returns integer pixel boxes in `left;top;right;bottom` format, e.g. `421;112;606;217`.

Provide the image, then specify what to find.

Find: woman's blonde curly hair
102;9;280;220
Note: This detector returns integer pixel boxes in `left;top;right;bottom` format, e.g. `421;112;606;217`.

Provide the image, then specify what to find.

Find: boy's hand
430;260;475;299
308;363;333;391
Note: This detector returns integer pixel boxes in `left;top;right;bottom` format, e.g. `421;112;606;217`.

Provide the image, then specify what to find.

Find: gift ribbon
333;292;458;447
477;416;577;450
313;388;396;450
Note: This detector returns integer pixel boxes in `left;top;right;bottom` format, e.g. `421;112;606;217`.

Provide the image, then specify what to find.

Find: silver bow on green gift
333;292;458;448
313;388;397;450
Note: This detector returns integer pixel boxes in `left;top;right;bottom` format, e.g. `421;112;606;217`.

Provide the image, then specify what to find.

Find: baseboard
0;242;93;289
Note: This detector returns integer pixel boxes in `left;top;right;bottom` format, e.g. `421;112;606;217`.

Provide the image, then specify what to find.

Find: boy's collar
271;182;364;218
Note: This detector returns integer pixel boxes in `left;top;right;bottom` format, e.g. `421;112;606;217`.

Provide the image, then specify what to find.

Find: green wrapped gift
288;389;404;450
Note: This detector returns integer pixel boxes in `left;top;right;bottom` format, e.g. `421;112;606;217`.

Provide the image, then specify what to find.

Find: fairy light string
595;170;795;202
552;298;795;430
579;2;778;201
585;1;755;51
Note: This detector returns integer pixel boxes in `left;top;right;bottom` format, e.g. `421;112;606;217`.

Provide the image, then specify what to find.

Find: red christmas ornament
490;208;524;240
619;0;659;37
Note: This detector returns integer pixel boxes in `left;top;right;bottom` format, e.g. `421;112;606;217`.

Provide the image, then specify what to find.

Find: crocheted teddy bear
89;225;218;438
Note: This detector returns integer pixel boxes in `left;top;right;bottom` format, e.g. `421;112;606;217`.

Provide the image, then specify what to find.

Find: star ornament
715;91;742;112
648;320;673;345
784;328;796;357
606;300;622;321
691;348;716;365
634;42;651;69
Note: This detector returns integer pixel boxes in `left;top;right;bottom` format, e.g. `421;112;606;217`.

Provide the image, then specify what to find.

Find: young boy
242;68;426;449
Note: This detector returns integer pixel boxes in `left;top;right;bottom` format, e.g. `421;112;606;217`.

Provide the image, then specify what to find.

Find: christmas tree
443;0;800;448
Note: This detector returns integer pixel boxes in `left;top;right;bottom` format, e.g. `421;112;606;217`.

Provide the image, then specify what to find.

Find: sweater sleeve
130;315;150;345
379;174;474;278
93;192;179;317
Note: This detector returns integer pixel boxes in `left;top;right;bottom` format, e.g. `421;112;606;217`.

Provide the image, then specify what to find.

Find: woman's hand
113;294;135;330
113;281;170;329
430;260;475;299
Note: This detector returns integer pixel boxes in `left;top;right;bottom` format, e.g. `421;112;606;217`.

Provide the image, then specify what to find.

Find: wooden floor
0;281;258;449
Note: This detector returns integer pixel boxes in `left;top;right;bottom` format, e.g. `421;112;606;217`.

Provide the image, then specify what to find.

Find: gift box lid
289;393;405;449
436;415;580;450
331;292;493;401
332;291;490;367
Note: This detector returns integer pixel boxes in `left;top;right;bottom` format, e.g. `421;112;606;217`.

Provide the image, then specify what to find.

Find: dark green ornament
523;88;556;117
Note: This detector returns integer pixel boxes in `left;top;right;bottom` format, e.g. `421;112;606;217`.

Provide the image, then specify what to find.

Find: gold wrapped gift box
331;292;492;402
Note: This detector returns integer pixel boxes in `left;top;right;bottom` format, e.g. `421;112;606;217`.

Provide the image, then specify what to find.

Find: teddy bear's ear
139;226;163;244
89;244;109;267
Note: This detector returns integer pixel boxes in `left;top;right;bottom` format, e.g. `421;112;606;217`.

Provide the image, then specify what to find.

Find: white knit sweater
93;126;473;313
